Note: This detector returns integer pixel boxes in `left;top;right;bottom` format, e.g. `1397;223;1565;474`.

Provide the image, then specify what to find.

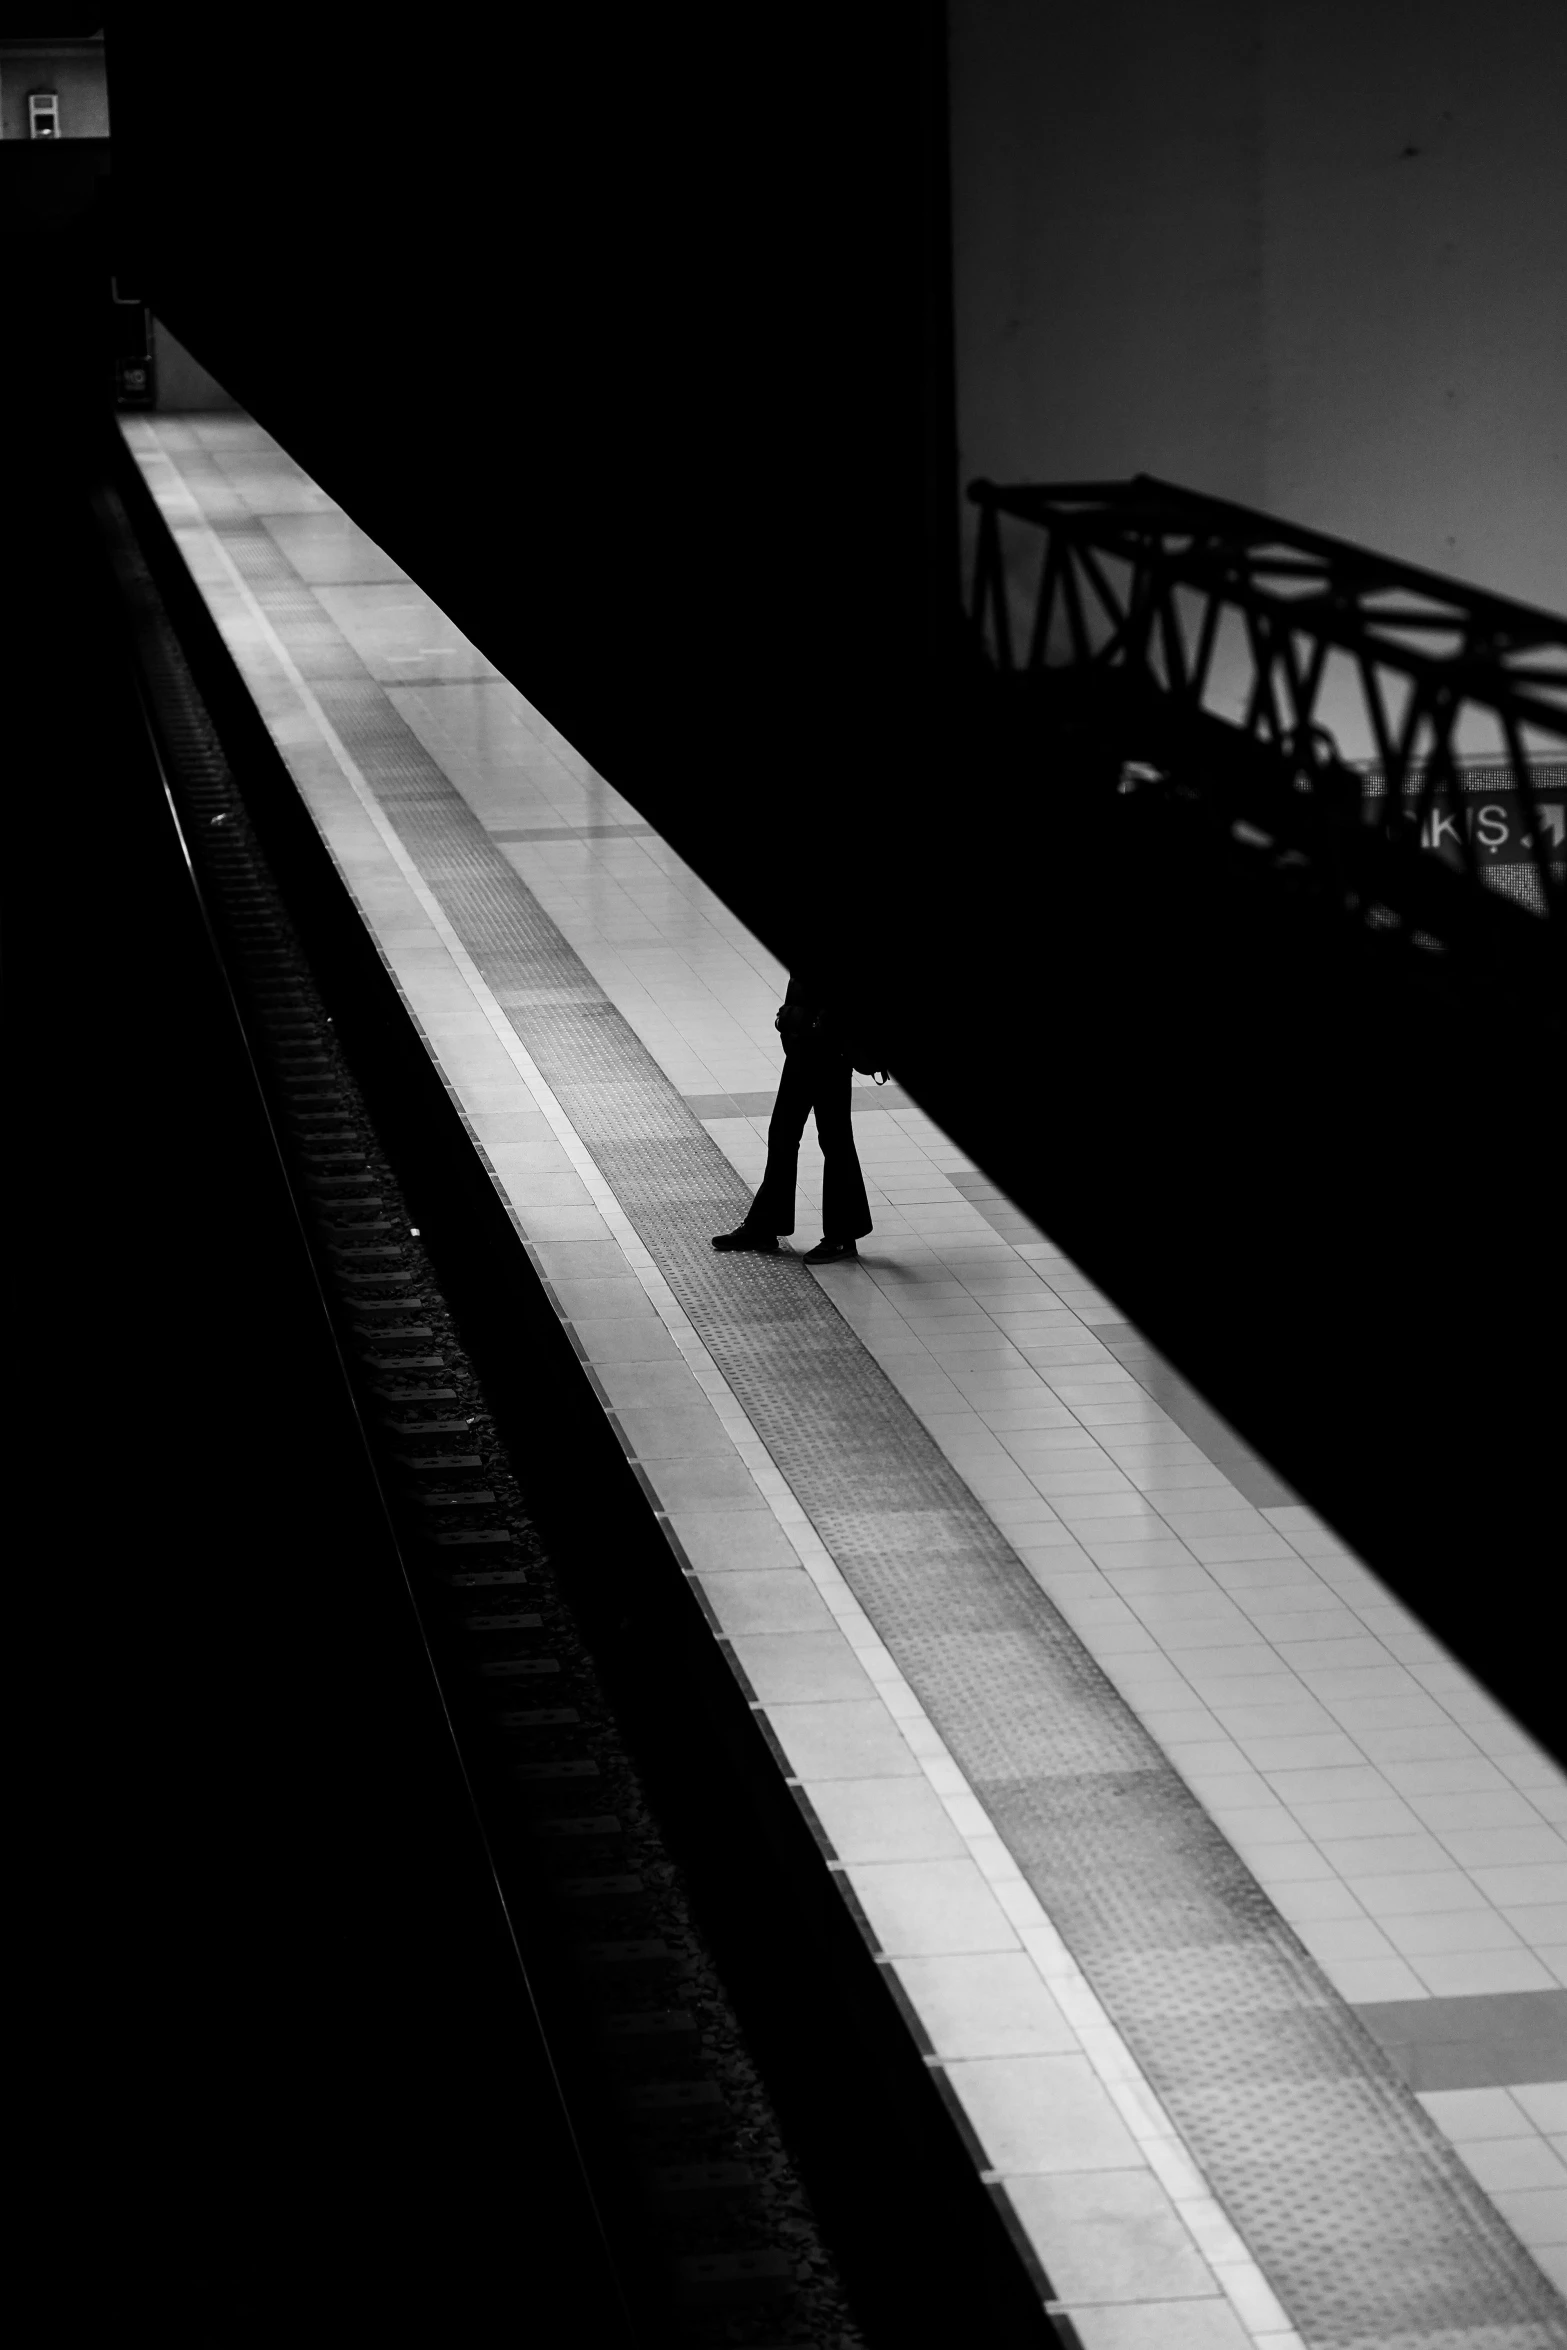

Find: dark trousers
748;1043;873;1241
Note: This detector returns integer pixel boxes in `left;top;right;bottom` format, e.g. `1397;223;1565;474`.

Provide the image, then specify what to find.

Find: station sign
1411;787;1566;866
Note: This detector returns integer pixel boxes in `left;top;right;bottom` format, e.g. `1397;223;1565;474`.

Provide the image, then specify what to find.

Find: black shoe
803;1237;858;1264
712;1225;779;1252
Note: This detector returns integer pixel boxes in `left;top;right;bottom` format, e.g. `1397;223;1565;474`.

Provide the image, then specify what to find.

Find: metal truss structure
967;476;1566;934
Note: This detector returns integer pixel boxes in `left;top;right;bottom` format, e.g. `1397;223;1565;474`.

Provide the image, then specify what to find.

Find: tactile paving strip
212;514;1567;2348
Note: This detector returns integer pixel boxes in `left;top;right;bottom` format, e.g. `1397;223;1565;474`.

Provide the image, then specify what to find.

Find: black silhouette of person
712;964;874;1264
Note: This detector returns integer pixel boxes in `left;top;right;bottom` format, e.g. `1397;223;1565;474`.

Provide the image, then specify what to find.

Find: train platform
122;411;1567;2350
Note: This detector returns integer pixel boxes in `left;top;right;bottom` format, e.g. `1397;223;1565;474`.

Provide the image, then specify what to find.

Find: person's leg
751;1050;815;1232
713;1050;812;1247
812;1053;873;1244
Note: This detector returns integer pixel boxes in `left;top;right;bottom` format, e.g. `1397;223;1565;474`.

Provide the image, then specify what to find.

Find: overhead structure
969;475;1567;967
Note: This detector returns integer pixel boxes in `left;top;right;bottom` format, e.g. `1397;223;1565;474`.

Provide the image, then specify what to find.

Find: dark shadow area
100;12;1561;1767
7;279;630;2336
18;0;1554;1904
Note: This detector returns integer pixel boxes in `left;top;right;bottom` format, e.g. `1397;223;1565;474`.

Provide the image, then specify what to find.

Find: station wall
0;40;110;143
950;0;1567;614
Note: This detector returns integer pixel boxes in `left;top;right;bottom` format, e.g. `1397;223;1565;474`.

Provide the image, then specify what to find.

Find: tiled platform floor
123;413;1567;2348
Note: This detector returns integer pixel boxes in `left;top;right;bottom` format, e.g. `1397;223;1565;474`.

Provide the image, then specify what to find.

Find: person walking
712;967;874;1264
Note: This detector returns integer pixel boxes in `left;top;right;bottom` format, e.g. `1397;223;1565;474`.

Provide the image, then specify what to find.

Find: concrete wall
0;43;110;141
950;0;1567;615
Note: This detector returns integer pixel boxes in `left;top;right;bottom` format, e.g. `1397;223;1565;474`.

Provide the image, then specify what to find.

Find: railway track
93;475;870;2350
